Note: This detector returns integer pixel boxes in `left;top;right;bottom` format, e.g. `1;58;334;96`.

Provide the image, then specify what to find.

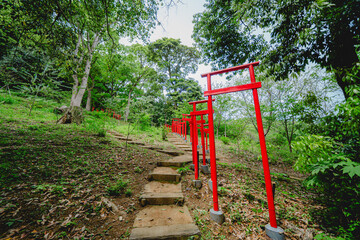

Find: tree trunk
124;74;145;122
70;30;101;108
329;21;360;100
124;90;133;122
86;74;95;111
216;116;221;139
57;106;83;124
283;118;295;153
70;55;93;107
85;88;92;111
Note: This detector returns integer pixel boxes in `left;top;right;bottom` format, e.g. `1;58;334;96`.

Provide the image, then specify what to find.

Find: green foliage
148;37;202;112
177;165;190;175
314;233;346;240
0;47;66;101
134;167;143;173
219;162;247;172
193;0;360;97
106;178;129;196
292;135;337;173
161;126;167;141
192;0;264;70
125;188;132;197
0;94;15;104
219;136;230;145
292;132;360;238
148;37;200;79
32;184;65;196
218;186;231;196
139;113;151;131
84;111;108;137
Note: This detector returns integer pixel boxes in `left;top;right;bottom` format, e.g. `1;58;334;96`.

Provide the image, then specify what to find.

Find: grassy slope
0;92;344;240
0;92;171;239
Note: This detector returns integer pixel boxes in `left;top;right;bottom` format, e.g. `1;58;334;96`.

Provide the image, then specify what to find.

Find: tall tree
148;37;200;79
193;0;360;99
67;0;161;108
123;44;159;121
148;37;202;109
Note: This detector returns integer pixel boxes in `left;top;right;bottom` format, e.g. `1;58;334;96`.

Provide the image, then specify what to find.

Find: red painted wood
204;82;261;96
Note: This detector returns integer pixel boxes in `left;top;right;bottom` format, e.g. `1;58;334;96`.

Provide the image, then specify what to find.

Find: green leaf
342;164;360;178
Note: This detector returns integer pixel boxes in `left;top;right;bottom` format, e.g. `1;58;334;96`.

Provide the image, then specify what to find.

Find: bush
106;178;129;196
177;166;190;175
293;76;360;238
292;133;360;238
0;94;15;104
219;136;230;145
85;112;107;137
139;113;151;131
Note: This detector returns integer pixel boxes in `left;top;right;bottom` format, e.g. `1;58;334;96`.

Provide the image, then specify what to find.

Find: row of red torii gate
165;62;285;240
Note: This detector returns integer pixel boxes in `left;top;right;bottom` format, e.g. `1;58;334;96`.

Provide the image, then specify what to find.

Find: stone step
128;141;145;146
175;145;192;149
149;167;181;182
139;182;184;206
168;141;186;145
143;145;163;151
157;155;192;167
129;205;200;240
157;149;183;156
113;136;133;141
107;130;122;136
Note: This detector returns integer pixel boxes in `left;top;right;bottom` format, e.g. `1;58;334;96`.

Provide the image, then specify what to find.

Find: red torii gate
201;61;284;239
171;118;182;135
188;100;214;175
182;114;191;142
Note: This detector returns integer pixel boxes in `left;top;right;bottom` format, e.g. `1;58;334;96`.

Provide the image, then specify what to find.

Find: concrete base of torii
265;224;285;240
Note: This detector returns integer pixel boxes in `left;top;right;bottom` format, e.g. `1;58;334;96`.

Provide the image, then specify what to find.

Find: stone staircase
129;133;200;240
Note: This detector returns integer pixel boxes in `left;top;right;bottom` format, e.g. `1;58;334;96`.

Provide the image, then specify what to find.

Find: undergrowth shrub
85;111;107;137
106;178;130;196
139;113;151;131
177;165;190;175
219;136;230;145
0;94;16;104
292;85;360;238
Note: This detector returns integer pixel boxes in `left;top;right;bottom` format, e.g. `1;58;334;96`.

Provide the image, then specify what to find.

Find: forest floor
181;144;322;240
0;116;173;239
0;99;331;239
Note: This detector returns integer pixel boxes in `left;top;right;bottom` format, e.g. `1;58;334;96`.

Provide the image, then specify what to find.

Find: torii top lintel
188;99;215;105
190;109;211;116
200;61;260;77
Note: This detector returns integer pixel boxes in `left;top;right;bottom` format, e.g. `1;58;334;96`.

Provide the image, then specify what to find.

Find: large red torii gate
201;61;284;240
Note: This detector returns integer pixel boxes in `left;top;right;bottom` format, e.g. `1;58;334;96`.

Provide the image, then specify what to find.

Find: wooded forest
1;0;360;239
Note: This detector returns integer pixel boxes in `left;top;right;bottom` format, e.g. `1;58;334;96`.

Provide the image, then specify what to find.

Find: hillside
0;92;341;239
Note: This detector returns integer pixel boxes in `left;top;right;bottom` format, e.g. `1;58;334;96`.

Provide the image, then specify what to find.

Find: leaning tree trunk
59;28;102;124
85;88;92;111
85;75;95;111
